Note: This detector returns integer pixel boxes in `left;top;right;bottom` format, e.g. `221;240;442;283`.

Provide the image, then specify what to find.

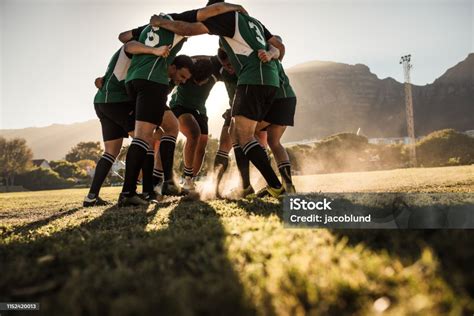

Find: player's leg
152;128;164;187
159;109;179;193
178;112;201;191
263;97;297;193
192;113;209;178
232;85;282;197
266;124;295;192
119;80;167;206
85;102;132;207
229;120;252;194
213;113;232;196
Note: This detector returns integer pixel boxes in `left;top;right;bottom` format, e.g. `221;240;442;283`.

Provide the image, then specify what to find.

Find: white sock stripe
146;150;155;156
132;141;149;151
232;143;240;149
243;141;260;154
102;155;115;164
132;138;149;147
161;135;177;141
242;140;258;151
216;152;229;158
103;152;116;159
278;161;291;167
278;164;291;169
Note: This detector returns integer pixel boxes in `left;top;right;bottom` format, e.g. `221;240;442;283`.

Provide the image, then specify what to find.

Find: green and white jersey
126;16;186;85
94;46;132;104
275;60;296;99
169;75;218;116
203;12;279;87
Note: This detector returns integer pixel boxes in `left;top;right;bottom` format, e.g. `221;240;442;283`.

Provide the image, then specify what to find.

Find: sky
0;0;472;135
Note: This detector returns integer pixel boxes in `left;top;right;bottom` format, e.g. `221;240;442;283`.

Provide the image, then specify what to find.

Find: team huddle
83;0;297;207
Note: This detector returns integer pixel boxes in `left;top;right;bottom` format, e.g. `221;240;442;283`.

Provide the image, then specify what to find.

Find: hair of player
274;35;283;43
172;55;194;70
191;59;214;82
206;0;224;6
217;48;228;61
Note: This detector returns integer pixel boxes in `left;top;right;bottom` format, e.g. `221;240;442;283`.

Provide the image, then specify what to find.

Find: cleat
154;182;164;196
83;196;110;207
141;191;162;203
118;193;149;207
249;186;285;199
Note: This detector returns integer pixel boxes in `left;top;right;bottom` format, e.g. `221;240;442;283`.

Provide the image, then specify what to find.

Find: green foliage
0;137;33;187
50;160;87;179
416;129;474;167
65;141;103;163
15;168;75;191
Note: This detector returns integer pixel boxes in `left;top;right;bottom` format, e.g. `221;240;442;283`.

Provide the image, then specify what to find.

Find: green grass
1;166;473;315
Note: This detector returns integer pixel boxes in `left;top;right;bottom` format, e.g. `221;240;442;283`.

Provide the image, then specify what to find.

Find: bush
16;168;76;191
416;129;474;167
50;160;87;179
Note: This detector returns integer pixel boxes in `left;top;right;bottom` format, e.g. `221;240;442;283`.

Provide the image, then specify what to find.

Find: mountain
1;54;472;159
283;54;474;142
0;120;102;160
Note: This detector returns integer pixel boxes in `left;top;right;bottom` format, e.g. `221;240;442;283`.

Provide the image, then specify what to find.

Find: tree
15;168;75;191
0;137;33;189
65;141;103;163
50;160;87;179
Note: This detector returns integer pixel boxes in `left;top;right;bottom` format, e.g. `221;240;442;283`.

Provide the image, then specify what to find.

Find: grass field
1;166;473;315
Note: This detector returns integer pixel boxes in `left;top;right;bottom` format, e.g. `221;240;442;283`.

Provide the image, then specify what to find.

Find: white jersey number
145;27;160;47
248;21;266;46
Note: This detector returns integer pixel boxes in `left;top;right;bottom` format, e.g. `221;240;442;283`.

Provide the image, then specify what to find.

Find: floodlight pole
400;55;417;167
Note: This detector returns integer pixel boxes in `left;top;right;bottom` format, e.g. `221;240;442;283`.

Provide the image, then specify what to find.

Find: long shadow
233;195;474;312
0;198;256;316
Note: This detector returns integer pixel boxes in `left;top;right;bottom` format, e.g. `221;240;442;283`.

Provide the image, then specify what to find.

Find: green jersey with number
94;46;131;103
169;75;218;115
126;16;185;85
219;13;279;87
275;60;296;99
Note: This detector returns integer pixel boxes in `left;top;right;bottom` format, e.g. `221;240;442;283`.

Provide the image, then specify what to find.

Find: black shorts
222;108;232;127
94;102;135;141
231;85;277;121
171;105;209;135
263;97;297;126
126;79;169;126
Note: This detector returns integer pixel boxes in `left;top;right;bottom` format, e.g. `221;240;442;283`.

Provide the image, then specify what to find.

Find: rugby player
83;32;170;207
118;3;249;206
150;3;287;198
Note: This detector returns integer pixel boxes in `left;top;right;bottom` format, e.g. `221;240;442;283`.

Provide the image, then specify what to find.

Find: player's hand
153;45;170;57
258;50;272;63
94;77;104;89
150;14;164;27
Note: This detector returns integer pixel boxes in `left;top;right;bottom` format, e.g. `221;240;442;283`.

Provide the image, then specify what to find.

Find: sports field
1;165;473;315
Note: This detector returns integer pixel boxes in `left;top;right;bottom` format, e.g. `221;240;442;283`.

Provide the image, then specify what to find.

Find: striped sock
122;138;149;196
160;135;176;182
233;143;251;189
183;166;194;178
88;152;115;198
242;139;281;189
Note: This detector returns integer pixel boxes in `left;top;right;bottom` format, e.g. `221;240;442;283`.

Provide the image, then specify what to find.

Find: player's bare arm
258;45;280;63
118;30;134;43
267;36;285;60
124;41;171;57
196;2;247;21
150;17;210;36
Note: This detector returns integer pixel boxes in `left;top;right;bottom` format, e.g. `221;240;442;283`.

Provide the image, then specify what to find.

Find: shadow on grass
234;195;474;312
0;199;256;316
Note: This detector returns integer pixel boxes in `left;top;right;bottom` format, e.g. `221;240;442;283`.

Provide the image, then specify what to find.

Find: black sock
153;168;164;186
142;149;154;194
214;150;229;187
122;138;149;196
88;152;115;198
233;144;251;189
278;160;293;185
160;135;176;182
243;140;281;189
183;166;193;178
